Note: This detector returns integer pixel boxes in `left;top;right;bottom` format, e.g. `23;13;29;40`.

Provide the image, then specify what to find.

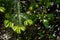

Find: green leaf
29;6;33;11
24;19;33;26
5;13;10;18
20;26;26;31
46;14;54;20
27;19;33;25
9;22;14;27
4;20;10;27
12;26;21;34
24;20;28;26
44;0;51;6
4;20;14;28
12;26;26;34
46;14;54;18
0;7;5;12
43;19;49;29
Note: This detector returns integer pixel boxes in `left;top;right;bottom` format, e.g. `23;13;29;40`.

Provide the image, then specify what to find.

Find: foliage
0;0;60;40
0;7;5;12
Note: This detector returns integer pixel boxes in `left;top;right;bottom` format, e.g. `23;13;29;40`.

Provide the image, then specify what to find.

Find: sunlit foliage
0;0;60;40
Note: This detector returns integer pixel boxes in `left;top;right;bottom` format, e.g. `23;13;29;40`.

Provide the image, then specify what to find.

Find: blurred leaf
24;19;33;26
5;13;10;18
12;26;26;34
0;7;5;12
20;26;26;31
4;20;10;27
4;20;14;28
24;20;28;26
12;26;21;34
9;22;14;27
4;19;26;34
45;14;54;20
43;19;49;29
29;6;33;11
44;0;51;6
46;14;54;18
35;3;39;7
49;35;54;39
56;0;60;3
